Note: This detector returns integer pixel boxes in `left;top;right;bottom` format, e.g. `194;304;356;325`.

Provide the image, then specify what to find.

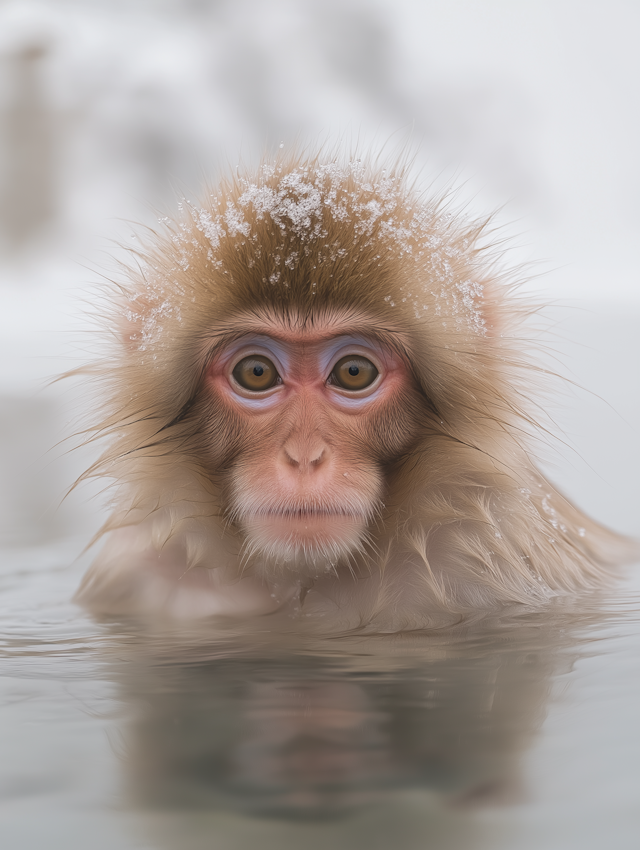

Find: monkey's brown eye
232;356;279;391
330;356;379;391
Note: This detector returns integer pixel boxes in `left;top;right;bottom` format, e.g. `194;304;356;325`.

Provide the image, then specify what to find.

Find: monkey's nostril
283;448;299;467
281;444;327;470
311;450;325;467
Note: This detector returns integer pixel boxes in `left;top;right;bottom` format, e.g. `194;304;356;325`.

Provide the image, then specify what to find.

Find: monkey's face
204;309;421;573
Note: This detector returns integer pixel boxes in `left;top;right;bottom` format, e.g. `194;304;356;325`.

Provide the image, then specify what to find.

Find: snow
187;160;486;331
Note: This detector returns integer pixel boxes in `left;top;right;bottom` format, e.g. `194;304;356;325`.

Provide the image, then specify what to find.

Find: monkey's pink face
205;311;420;571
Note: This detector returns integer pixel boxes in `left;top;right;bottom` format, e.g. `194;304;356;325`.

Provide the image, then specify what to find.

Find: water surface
1;541;640;850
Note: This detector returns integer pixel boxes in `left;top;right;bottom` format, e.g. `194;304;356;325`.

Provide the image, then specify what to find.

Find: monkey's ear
433;275;502;342
471;278;516;341
478;279;501;339
118;290;164;354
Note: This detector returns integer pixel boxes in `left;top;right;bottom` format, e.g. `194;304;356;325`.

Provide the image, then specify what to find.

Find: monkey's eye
329;355;379;391
232;355;279;391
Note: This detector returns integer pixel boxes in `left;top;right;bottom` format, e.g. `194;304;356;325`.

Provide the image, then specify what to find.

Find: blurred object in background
0;40;56;256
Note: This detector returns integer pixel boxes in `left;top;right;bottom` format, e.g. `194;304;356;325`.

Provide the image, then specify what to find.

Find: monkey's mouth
239;506;369;561
260;507;361;519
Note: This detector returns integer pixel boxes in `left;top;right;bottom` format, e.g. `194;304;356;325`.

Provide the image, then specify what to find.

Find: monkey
73;151;635;631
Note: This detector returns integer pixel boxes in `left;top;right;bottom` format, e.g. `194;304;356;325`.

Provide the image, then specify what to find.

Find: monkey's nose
281;438;328;471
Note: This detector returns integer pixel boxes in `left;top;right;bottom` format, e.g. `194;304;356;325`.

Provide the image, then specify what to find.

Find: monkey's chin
241;513;367;576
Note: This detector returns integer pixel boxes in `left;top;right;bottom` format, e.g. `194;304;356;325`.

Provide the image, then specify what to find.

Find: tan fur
73;151;636;631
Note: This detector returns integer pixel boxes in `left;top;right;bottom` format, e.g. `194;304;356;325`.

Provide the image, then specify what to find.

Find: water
2;545;640;849
1;305;640;848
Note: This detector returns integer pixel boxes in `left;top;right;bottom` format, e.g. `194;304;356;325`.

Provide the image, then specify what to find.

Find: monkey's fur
75;152;634;631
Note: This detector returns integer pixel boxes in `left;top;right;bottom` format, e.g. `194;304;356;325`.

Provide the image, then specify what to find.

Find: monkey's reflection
108;613;580;824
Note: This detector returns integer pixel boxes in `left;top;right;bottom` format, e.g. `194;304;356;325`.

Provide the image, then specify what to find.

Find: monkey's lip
241;507;367;554
256;508;363;519
247;507;368;531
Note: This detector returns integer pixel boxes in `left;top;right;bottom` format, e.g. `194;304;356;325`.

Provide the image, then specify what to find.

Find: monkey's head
97;153;527;581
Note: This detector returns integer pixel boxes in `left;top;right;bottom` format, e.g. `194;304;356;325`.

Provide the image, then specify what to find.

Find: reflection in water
101;612;583;847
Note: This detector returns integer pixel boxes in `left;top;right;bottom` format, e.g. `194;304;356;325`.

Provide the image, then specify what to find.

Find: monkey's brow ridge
203;322;410;358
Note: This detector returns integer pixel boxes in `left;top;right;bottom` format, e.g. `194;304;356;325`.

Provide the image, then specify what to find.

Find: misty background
0;0;639;550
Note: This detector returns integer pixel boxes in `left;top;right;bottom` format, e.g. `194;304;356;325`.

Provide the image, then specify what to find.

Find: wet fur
73;151;635;630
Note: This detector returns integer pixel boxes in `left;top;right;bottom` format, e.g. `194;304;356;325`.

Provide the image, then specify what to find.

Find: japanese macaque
74;152;634;631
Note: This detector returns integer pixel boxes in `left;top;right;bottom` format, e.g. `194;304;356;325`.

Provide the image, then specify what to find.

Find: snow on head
184;158;488;336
